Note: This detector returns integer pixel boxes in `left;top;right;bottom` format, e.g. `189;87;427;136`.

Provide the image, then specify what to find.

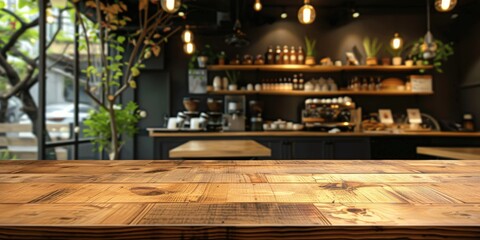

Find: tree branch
1;17;39;57
0;9;26;26
0;52;21;86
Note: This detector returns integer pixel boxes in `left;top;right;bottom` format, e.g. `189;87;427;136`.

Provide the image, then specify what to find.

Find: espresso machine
249;100;263;131
301;97;356;131
223;95;246;131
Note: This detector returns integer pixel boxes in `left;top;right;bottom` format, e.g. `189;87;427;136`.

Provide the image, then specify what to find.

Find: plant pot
392;57;402;66
416;60;423;66
228;84;238;91
197;56;208;68
381;58;391;65
218;57;225;65
305;56;316;65
366;57;378;66
405;60;414;67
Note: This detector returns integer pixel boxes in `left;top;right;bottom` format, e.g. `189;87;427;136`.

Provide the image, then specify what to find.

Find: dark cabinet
331;138;371;159
289;139;325;159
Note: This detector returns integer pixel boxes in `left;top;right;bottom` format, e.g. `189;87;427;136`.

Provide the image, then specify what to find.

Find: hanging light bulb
298;0;316;24
422;0;437;59
435;0;457;12
181;26;193;43
161;0;181;13
254;0;262;12
390;33;403;50
184;42;195;54
351;9;360;18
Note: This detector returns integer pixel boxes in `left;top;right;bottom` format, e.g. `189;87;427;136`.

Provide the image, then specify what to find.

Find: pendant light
184;42;195;54
225;0;250;47
161;0;181;13
254;0;262;12
422;0;437;59
51;0;67;8
390;33;403;50
435;0;457;12
298;0;316;24
181;25;193;43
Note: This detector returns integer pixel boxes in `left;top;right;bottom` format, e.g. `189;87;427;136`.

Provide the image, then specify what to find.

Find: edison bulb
390;33;403;50
254;0;262;11
298;3;316;24
184;42;195;54
181;28;193;43
435;0;457;12
161;0;181;13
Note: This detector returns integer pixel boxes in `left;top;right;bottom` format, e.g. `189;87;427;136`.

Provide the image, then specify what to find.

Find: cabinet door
290;139;325;159
331;138;371;159
157;140;187;159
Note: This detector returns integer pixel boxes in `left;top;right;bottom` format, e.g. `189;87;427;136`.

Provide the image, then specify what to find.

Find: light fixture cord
426;0;431;31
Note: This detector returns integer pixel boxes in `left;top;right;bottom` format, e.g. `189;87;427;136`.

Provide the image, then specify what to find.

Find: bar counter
148;130;480;138
0;160;479;239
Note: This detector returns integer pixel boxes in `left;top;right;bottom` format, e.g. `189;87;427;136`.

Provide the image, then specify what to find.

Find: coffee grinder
223;95;246;131
206;98;223;131
249;100;264;131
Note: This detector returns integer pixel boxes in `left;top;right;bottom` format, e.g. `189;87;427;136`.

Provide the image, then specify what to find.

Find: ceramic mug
190;118;202;130
167;117;178;129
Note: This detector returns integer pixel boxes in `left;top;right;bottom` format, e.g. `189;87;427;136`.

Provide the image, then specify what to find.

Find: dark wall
457;6;480;130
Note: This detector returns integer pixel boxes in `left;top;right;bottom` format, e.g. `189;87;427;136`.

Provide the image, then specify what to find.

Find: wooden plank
417;147;480;159
169;140;271;158
0;123;71;133
315;203;480;226
207;64;433;72
0;136;37;146
0;160;478;239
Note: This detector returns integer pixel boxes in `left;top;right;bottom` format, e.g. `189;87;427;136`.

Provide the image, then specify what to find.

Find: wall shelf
207;89;434;96
207;64;433;72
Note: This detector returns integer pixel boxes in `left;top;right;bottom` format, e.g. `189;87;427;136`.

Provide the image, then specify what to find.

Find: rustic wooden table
169;140;271;158
0;160;479;239
417;147;480;159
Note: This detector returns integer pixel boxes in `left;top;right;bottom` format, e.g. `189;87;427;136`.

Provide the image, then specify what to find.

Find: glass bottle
282;45;290;64
290;46;297;64
298;73;305;90
265;45;274;64
274;45;282;64
297;46;305;64
293;74;298;90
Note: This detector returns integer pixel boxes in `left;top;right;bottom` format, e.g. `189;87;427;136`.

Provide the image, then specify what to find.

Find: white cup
167;117;178;129
190;118;201;129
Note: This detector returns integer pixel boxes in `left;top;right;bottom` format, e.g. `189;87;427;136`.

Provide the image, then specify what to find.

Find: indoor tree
75;0;182;160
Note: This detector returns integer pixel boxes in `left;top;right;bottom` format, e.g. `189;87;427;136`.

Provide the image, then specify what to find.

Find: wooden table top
169;140;271;158
0;160;479;239
417;147;480;159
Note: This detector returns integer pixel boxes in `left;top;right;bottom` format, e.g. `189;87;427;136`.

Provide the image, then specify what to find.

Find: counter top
169;140;271;158
0;160;479;239
148;129;480;138
417;147;480;159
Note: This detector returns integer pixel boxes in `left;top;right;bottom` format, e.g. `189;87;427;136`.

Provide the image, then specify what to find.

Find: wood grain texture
169;140;271;158
149;130;480;138
0;160;479;239
417;147;480;159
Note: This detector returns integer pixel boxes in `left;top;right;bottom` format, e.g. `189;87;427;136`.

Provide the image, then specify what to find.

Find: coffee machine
206;98;224;131
223;95;246;131
249;100;263;131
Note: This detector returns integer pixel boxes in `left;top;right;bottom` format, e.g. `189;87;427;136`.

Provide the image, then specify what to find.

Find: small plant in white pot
363;37;383;66
225;70;240;90
386;46;404;66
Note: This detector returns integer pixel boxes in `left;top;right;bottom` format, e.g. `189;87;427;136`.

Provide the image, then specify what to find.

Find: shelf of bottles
207;89;433;96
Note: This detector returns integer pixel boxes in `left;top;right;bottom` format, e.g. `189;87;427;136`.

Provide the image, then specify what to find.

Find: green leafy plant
407;38;454;73
83;101;141;158
225;70;240;85
304;36;317;57
363;37;383;58
188;44;217;69
0;150;16;160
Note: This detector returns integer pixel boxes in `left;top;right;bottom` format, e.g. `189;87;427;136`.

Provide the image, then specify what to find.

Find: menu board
188;69;207;94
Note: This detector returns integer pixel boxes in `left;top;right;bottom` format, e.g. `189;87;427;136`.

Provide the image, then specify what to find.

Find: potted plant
197;44;216;68
218;51;226;65
407;38;454;72
386;46;404;66
363;37;383;66
77;0;181;159
225;70;240;90
304;36;317;65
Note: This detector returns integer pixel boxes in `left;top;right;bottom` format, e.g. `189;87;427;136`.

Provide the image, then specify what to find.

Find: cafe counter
148;130;480;160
